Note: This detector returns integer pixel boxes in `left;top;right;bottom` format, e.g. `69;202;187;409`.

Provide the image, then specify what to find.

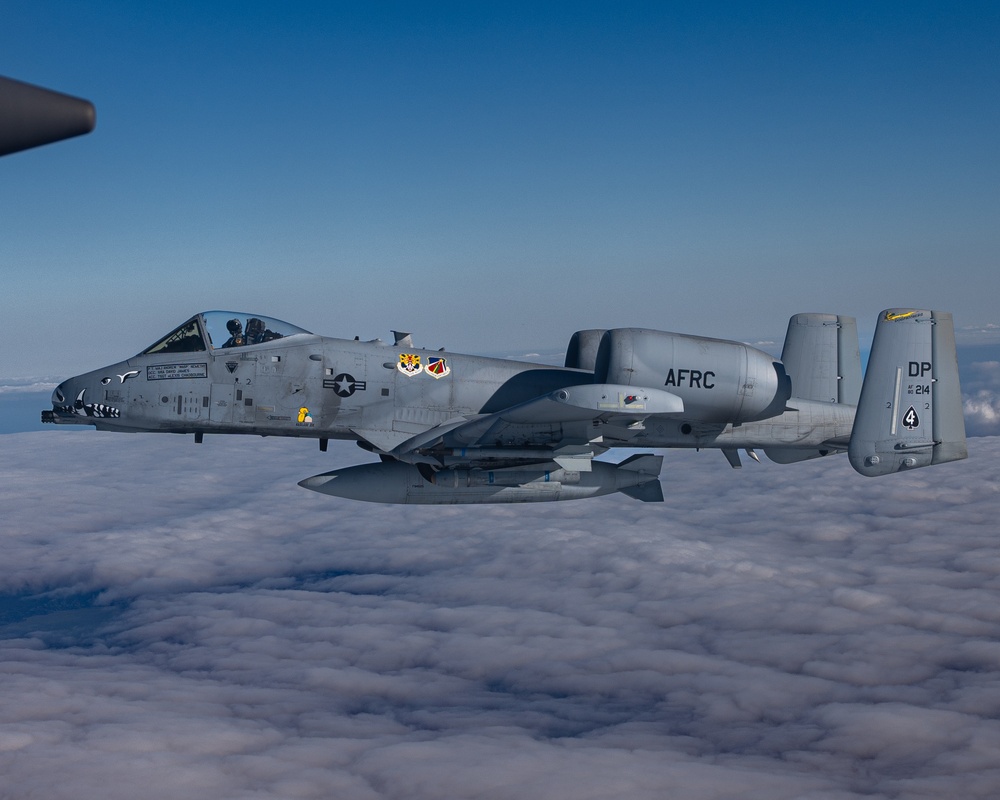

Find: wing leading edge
389;382;683;459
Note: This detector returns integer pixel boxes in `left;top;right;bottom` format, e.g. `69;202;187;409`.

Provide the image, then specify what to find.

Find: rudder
848;309;967;477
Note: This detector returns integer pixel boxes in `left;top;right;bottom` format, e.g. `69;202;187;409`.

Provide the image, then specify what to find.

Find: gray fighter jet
43;308;967;504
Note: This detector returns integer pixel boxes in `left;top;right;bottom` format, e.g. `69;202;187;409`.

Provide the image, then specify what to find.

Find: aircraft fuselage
43;314;850;454
44;309;966;504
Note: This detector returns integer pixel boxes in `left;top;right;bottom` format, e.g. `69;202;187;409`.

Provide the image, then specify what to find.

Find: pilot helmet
227;319;243;335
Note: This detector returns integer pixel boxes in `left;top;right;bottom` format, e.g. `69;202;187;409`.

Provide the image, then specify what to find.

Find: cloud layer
2;432;1000;799
963;360;1000;436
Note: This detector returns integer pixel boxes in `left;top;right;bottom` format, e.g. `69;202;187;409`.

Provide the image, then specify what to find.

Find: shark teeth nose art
54;388;121;419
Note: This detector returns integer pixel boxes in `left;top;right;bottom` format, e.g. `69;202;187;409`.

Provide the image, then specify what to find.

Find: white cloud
963;361;1000;436
958;325;1000;345
966;389;1000;434
2;431;1000;798
0;379;58;395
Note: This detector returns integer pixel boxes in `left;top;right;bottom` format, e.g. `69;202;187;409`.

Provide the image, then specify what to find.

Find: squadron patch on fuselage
426;357;451;378
397;353;422;376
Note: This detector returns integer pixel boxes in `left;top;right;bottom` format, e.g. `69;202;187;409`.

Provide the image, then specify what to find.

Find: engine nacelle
594;328;790;423
565;329;606;371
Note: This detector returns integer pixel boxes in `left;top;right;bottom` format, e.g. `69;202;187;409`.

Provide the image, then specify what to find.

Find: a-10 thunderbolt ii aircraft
43;308;967;504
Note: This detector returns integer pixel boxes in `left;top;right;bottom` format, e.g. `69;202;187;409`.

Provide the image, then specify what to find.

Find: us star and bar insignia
323;373;367;397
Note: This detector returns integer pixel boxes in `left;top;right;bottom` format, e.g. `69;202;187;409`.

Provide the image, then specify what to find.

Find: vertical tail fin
781;313;862;404
848;309;967;477
765;313;862;465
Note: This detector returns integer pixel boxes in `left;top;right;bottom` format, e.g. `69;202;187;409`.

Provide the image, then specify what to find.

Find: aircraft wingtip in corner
44;308;967;504
0;75;95;158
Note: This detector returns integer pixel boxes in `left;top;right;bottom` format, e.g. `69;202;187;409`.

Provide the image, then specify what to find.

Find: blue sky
2;2;999;377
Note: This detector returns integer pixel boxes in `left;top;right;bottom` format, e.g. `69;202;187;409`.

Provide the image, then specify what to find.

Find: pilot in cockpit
246;317;283;344
222;318;246;348
246;317;265;344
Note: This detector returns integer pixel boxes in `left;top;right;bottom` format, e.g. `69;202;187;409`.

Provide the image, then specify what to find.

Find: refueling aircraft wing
0;76;95;157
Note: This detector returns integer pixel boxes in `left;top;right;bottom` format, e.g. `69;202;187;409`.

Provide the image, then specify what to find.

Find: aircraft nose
51;378;80;409
43;375;123;424
42;379;73;423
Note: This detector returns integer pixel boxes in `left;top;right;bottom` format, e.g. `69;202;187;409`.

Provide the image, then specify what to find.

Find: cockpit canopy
141;311;312;355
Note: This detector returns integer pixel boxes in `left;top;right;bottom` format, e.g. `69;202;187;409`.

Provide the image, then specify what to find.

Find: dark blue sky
3;2;999;375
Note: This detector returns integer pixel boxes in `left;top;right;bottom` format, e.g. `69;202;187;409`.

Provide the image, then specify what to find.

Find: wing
387;383;683;467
